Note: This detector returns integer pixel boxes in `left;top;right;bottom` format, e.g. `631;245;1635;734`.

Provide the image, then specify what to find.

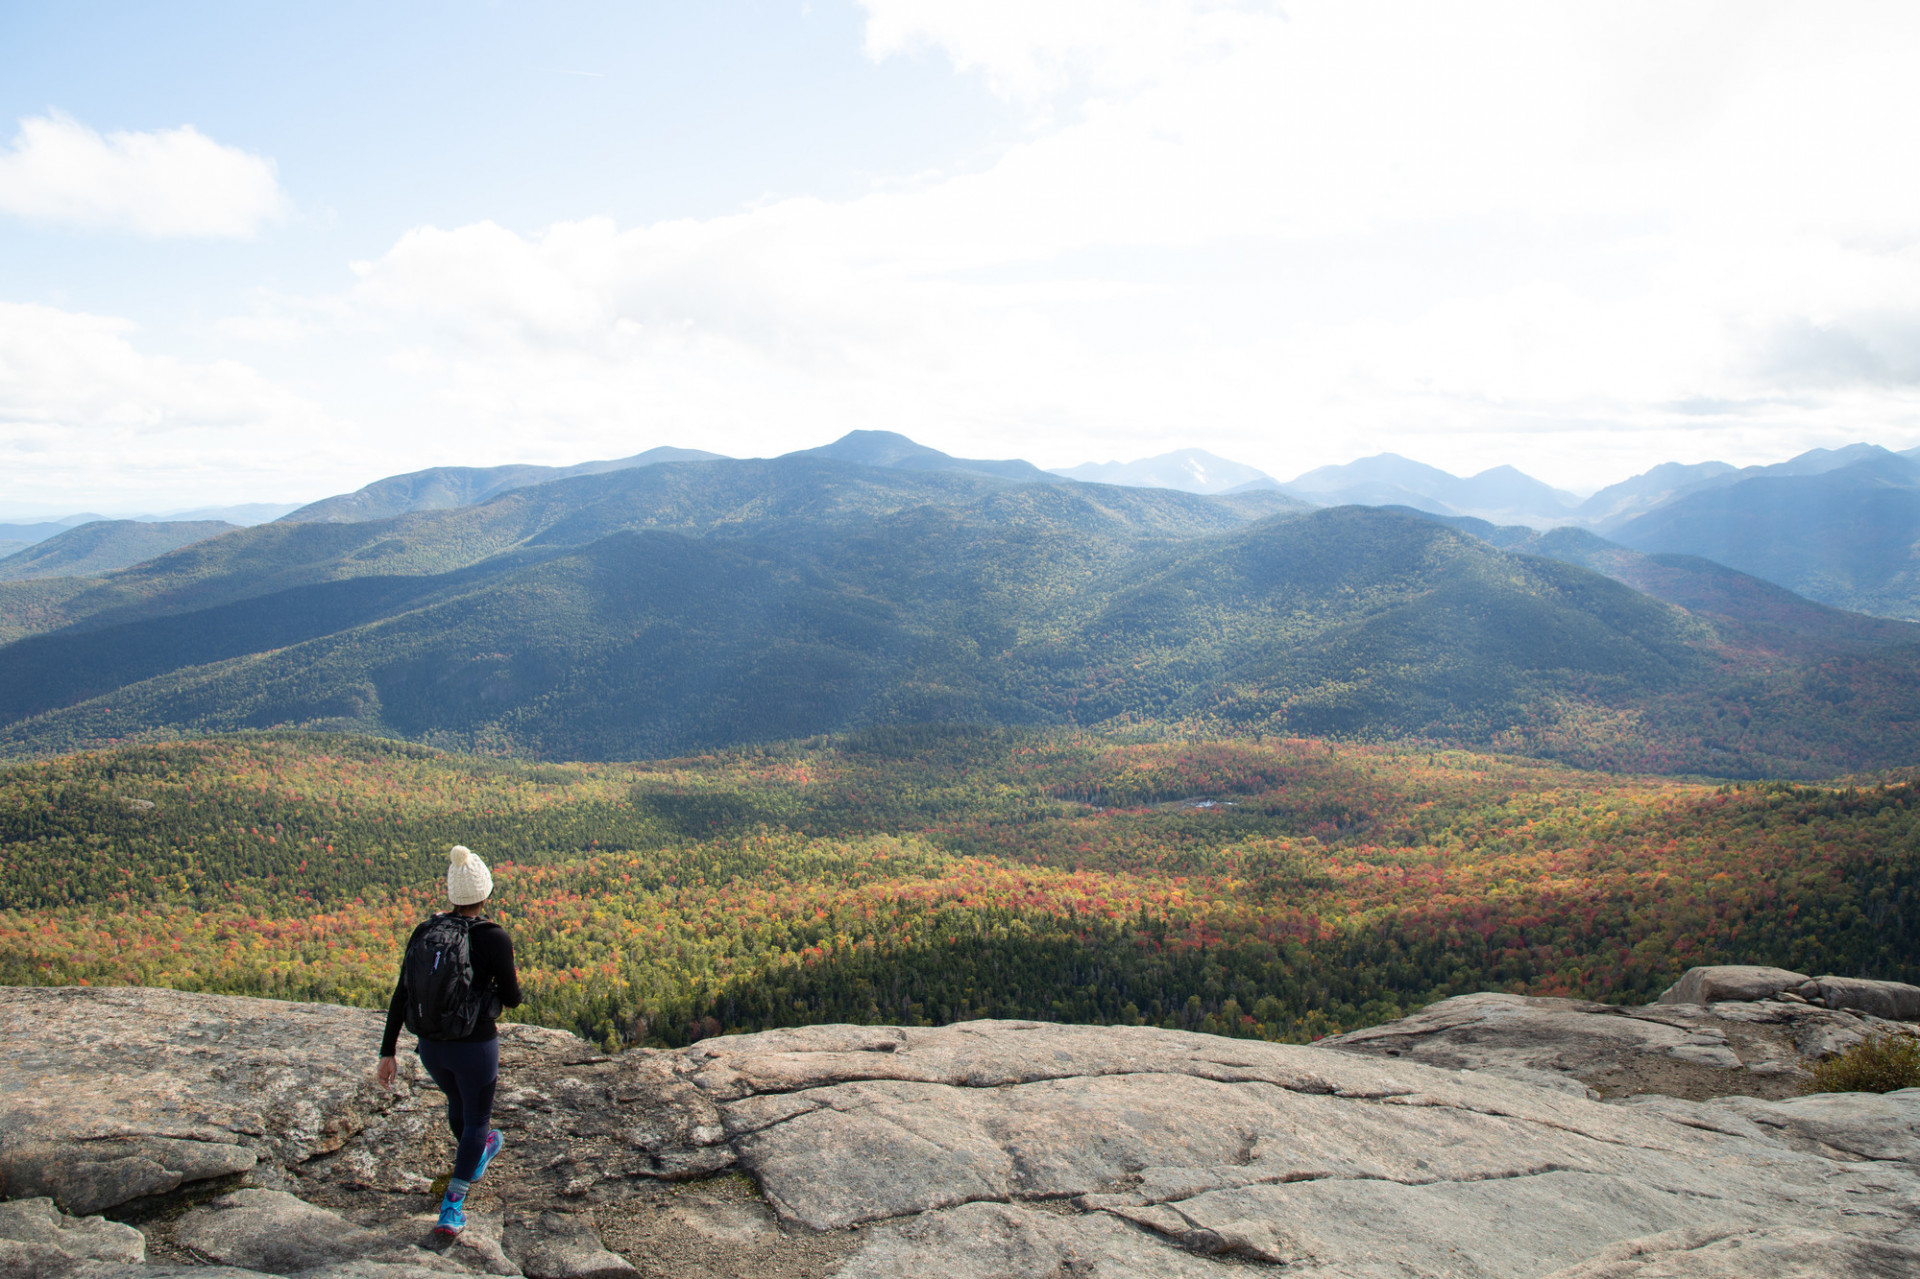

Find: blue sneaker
433;1191;467;1237
474;1129;504;1182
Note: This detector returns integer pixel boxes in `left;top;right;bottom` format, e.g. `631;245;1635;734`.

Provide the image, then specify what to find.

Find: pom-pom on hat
446;845;493;906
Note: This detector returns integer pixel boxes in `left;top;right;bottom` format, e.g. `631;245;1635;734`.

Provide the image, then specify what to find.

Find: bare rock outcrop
1795;974;1920;1021
5;982;1920;1278
1654;964;1810;1006
1656;963;1920;1021
173;1189;469;1275
502;1212;637;1279
1327;974;1920;1101
0;1196;147;1277
0;1136;258;1217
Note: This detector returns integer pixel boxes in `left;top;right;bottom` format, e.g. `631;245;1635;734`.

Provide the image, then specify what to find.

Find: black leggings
416;1037;498;1181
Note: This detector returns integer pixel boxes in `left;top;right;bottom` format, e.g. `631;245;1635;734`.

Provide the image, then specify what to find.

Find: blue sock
446;1177;471;1201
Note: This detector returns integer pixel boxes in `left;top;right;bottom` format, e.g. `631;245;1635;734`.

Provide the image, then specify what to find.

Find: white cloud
0;302;339;510
22;3;1920;509
0;112;286;238
319;2;1920;489
860;0;1232;103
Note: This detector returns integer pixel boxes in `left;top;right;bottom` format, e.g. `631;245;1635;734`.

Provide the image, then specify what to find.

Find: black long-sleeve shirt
380;915;523;1056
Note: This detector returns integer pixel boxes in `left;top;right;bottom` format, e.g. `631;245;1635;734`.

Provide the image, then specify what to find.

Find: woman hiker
375;845;523;1237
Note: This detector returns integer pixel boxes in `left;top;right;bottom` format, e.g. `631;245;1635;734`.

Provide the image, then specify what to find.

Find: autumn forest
2;728;1914;1050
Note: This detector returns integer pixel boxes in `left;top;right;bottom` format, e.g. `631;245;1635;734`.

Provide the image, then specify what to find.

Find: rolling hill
0;454;1302;644
0;442;1916;776
0;520;90;547
1395;511;1920;660
0;520;240;583
1606;452;1920;619
281;445;725;523
0;460;1311;759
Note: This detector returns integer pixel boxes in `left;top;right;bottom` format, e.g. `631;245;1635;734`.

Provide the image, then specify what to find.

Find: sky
3;1;1920;515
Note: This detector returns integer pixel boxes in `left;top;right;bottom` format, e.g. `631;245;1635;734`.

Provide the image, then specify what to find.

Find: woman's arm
376;935;411;1086
474;925;523;1009
379;975;407;1056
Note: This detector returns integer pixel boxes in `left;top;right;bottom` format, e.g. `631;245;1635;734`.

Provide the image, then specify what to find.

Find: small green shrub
1808;1034;1920;1094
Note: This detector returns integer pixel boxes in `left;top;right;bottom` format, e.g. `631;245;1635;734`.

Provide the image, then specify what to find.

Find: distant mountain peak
1050;449;1274;495
1285;453;1455;494
783;431;1064;485
1757;442;1920;481
1279;454;1575;526
787;430;940;467
1576;460;1737;526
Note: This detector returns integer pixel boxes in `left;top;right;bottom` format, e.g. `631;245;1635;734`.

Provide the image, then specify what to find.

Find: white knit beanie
446;845;493;906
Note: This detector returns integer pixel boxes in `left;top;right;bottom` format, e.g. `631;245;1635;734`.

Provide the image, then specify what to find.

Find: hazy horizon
8;430;1919;523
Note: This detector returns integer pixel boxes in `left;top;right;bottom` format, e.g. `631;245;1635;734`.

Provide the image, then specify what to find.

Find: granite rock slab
1657;963;1920;1021
1656;965;1810;1005
1799;975;1920;1021
501;1211;636;1279
0;986;725;1214
173;1189;468;1274
1322;989;1920;1100
9;988;1920;1277
0;1195;148;1278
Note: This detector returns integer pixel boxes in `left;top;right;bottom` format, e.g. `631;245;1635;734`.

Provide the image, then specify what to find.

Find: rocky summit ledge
1;973;1919;1278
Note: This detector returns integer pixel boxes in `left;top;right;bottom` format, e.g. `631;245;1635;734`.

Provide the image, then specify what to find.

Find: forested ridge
2;730;1915;1049
5;457;1920;777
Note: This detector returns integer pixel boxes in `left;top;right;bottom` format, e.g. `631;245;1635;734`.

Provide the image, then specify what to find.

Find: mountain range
1039;442;1920;620
1276;454;1580;526
13;433;1920;619
2;433;1919;777
1604;449;1920;619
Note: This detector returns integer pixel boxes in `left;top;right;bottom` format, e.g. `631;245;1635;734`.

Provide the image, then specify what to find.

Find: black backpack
402;914;500;1041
